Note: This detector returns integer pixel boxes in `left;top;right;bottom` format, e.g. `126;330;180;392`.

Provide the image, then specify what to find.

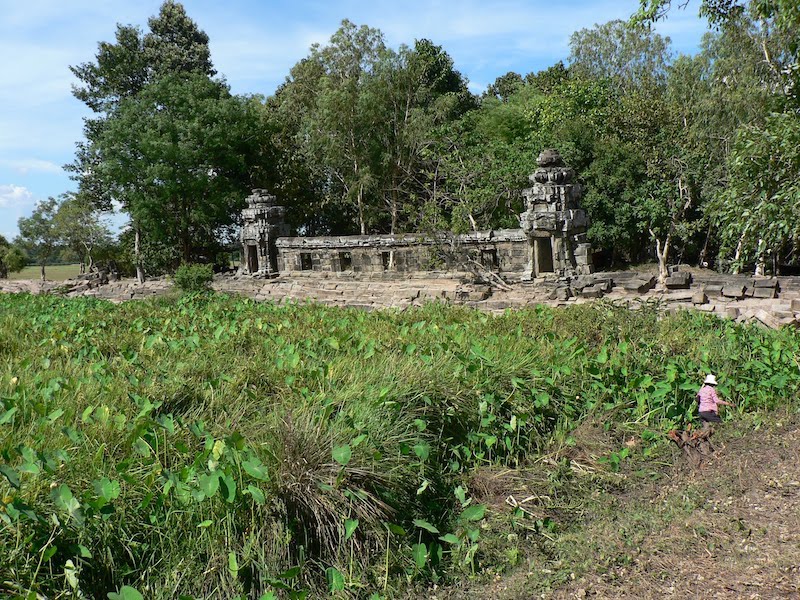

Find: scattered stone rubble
3;267;799;330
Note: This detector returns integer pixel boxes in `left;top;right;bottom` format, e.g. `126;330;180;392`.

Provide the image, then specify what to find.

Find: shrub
173;262;214;292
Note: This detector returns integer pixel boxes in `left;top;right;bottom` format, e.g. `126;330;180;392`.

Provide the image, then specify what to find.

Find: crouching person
697;374;733;430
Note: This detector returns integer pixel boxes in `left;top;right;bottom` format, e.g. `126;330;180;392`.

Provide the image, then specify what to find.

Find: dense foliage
173;263;214;293
1;294;799;597
8;0;787;280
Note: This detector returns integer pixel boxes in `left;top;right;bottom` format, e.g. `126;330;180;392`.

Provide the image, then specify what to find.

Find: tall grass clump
1;293;799;597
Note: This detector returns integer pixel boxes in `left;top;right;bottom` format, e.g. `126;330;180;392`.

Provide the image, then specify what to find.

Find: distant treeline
13;0;799;279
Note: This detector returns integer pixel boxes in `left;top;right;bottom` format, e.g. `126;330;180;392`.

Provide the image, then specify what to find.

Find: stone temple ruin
240;189;291;277
239;149;592;282
520;148;593;279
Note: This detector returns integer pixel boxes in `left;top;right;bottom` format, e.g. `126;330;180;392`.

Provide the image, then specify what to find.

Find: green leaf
0;464;21;489
64;559;79;589
220;473;236;503
412;519;439;534
412;443;430;461
326;566;345;592
246;484;265;505
107;586;143;600
46;408;65;423
0;406;18;425
344;518;359;541
412;543;428;569
51;484;82;521
93;478;121;502
198;473;220;498
332;444;352;467
461;504;486;521
228;552;239;574
439;533;461;545
197;520;213;528
242;457;269;481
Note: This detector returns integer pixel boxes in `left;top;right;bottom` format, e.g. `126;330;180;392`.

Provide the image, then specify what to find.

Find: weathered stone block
752;278;778;288
623;277;655;294
723;307;740;319
752;287;776;299
703;284;724;296
721;285;746;299
791;298;800;312
691;291;708;305
665;271;691;289
547;286;571;301
581;284;606;299
753;309;780;329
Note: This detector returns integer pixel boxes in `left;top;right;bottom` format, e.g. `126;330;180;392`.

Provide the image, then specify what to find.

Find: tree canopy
55;1;800;277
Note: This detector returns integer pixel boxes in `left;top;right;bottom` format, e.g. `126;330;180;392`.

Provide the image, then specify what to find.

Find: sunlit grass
7;263;82;281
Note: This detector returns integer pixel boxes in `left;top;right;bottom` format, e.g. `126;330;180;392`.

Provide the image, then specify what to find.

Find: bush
173;262;214;292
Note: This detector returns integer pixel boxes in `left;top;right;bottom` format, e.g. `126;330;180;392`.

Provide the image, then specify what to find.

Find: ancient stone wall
275;229;528;277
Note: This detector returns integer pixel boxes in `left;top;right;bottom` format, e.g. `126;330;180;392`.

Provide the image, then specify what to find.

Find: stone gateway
239;149;592;282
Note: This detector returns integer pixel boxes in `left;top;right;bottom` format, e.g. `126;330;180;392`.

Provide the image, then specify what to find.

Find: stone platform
3;268;800;330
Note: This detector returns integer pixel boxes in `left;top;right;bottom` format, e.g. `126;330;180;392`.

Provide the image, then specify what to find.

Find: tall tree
17;198;59;281
69;1;223;280
91;73;261;264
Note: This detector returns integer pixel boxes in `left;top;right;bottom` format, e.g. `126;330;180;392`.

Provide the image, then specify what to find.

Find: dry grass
438;412;800;599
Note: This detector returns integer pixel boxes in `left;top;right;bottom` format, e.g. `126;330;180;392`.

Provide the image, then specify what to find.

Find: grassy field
1;293;798;599
8;264;82;281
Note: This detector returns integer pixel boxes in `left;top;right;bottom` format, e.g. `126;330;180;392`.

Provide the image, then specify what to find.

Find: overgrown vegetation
1;294;798;598
173;263;214;293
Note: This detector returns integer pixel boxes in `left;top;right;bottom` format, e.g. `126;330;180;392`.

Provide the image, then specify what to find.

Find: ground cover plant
1;293;799;598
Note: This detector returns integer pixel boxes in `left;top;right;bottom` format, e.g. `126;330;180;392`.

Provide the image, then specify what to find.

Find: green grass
8;264;82;281
0;293;798;598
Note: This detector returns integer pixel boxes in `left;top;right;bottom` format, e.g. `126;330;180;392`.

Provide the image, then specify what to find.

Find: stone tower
240;189;290;276
519;149;593;279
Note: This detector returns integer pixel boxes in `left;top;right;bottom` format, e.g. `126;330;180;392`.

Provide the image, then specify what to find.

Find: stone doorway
535;238;554;274
246;245;259;273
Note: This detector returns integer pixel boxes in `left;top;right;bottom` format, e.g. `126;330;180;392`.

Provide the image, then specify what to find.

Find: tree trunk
135;226;145;284
40;262;46;281
754;238;766;276
651;229;670;286
698;223;713;268
390;183;398;235
732;229;747;274
357;184;366;235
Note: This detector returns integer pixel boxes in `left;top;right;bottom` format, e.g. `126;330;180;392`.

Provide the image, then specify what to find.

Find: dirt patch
435;414;800;600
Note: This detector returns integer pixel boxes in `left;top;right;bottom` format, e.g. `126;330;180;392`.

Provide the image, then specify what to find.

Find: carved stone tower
240;189;290;276
520;149;593;279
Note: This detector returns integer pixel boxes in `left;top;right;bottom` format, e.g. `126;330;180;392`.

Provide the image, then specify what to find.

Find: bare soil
436;414;800;600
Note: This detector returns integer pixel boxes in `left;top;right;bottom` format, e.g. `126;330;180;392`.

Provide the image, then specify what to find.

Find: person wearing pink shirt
697;374;733;428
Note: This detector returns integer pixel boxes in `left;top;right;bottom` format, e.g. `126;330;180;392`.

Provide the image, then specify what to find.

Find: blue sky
0;0;711;241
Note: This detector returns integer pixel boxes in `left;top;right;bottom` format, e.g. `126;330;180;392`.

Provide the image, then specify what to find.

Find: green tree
569;20;672;91
0;235;27;279
69;1;222;281
17;197;60;281
53;194;113;273
92;73;261;264
274;23;474;235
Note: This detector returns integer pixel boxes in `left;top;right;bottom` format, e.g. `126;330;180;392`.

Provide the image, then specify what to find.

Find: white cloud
0;159;63;176
0;184;35;209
